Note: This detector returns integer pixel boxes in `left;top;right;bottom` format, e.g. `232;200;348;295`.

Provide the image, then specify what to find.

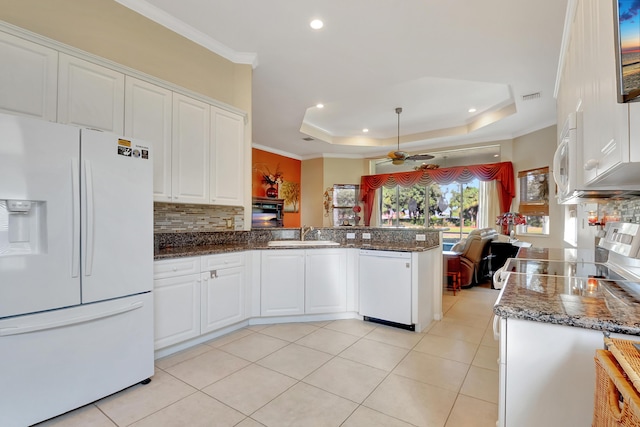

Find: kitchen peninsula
493;247;640;427
153;227;443;359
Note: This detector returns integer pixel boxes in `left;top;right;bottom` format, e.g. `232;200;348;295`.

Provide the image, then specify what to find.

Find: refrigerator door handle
0;301;144;336
84;160;95;276
71;158;80;278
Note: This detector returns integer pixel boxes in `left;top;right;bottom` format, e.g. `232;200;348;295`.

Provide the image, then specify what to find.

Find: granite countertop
494;248;640;336
154;241;439;260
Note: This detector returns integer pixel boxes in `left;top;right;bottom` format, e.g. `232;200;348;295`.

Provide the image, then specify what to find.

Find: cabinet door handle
584;158;598;171
210;270;217;279
492;315;500;341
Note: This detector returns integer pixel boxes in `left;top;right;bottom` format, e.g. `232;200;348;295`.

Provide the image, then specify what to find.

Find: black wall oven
252;197;284;228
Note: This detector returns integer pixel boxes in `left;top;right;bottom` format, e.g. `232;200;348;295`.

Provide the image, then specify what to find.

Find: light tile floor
37;286;500;427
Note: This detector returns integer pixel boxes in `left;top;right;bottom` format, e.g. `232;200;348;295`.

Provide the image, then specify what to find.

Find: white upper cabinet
210;106;245;206
0;32;57;121
171;93;210;204
124;77;173;202
557;0;640;187
0;27;248;210
58;54;125;134
581;0;629;184
557;0;584;135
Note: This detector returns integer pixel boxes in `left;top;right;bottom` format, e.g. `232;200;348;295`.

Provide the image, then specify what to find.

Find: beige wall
512;125;562;248
301;158;324;226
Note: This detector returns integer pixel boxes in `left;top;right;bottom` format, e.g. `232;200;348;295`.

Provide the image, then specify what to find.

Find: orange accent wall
252;148;301;228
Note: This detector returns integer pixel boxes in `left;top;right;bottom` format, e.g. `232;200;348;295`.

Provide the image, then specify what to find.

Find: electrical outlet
416;234;426;241
362;233;371;240
346;232;356;239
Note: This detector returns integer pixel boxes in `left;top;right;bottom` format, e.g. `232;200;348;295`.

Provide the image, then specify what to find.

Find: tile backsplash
600;198;640;223
154;203;244;233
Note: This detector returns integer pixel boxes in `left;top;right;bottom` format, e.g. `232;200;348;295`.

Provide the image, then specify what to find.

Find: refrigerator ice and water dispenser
0;199;46;255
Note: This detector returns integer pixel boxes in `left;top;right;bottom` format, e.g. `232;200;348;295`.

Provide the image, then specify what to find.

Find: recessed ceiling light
310;19;324;30
493;154;499;157
316;103;324;108
468;108;477;113
362;128;369;133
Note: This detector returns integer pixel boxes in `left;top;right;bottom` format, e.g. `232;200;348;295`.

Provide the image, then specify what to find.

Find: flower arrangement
261;164;283;185
496;212;527;235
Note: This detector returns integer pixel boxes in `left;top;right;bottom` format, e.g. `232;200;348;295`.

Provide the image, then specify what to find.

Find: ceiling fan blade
406;153;435;161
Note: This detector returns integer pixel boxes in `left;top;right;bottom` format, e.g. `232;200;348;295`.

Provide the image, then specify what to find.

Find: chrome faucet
300;225;314;241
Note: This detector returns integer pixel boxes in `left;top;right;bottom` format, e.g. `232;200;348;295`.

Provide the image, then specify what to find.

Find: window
380;185;426;227
379;179;480;248
428;180;479;245
518;167;549;235
332;184;359;226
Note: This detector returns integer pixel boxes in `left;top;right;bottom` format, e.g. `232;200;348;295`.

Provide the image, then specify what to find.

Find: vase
266;184;278;198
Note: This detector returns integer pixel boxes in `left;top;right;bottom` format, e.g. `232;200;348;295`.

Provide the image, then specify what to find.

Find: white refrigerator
0;113;154;427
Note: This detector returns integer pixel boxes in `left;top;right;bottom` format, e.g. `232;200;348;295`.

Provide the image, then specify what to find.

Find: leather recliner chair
450;228;498;287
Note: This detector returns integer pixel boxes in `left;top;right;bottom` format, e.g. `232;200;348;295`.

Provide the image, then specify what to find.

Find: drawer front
154;257;201;279
201;252;244;271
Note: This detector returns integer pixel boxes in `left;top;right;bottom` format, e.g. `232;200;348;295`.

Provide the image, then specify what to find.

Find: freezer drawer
0;293;154;427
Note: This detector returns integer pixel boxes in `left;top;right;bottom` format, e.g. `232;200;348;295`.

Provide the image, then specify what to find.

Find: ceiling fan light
392;159;404;165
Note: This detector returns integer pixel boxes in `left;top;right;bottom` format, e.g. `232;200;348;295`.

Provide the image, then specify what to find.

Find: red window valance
359;161;515;226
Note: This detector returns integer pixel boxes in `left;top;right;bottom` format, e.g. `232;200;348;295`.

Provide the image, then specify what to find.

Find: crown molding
114;0;258;68
252;143;302;160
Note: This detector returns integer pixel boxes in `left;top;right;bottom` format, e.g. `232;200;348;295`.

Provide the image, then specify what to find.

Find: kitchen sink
267;240;340;247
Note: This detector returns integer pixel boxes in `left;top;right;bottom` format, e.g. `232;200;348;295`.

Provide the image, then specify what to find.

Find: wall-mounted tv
614;0;640;103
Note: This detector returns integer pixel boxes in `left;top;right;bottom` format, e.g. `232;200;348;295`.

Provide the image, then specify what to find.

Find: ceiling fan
386;107;434;165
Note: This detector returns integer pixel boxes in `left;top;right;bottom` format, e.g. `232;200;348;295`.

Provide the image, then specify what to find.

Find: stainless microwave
252;197;284;228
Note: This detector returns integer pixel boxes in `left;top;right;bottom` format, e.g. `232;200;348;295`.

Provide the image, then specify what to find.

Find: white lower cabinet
261;250;306;317
498;317;634;427
201;266;245;334
153;274;201;350
260;249;348;317
153;257;201;350
305;249;347;314
153;253;246;350
154;247;436;353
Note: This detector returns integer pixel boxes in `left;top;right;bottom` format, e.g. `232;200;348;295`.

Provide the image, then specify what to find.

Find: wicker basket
605;338;640;394
593;349;640;426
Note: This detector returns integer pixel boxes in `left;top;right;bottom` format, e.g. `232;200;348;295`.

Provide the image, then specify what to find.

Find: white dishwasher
359;249;413;329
